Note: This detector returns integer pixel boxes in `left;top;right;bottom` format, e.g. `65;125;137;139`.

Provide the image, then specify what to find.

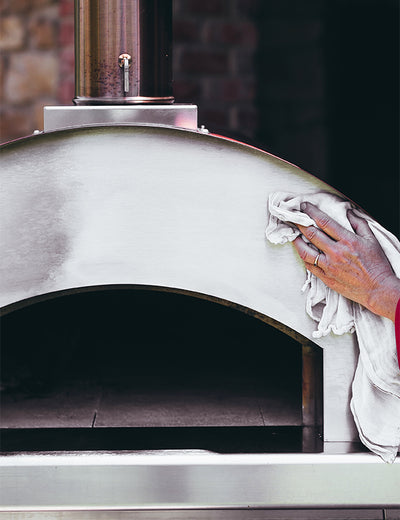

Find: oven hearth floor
0;376;301;429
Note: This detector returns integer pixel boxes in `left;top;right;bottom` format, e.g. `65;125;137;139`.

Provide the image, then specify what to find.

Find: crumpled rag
265;191;400;463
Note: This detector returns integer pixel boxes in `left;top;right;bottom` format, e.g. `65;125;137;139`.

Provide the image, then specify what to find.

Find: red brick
207;78;255;103
172;79;202;102
260;20;322;48
234;50;256;75
0;0;10;14
33;100;48;130
236;0;260;18
59;18;74;47
180;50;229;75
173;20;201;43
0;108;33;143
236;107;258;135
59;0;74;16
261;48;324;101
58;77;75;104
0;55;6;102
8;0;32;12
8;0;52;13
200;107;230;128
33;0;53;7
205;22;257;48
59;46;75;77
177;0;226;16
259;0;323;17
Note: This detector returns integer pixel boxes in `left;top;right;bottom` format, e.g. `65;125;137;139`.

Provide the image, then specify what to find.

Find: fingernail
300;202;307;211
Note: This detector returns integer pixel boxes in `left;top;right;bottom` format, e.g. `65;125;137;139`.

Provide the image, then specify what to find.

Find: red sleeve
396;298;400;370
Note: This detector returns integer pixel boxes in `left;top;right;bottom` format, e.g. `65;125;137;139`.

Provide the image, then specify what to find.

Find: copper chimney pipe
73;0;174;105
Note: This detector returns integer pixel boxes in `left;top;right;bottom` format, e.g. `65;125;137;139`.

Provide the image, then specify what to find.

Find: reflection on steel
0;452;399;510
0;126;359;446
74;0;174;104
43;105;198;131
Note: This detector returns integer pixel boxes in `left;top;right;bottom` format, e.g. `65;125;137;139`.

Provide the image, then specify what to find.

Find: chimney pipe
73;0;174;105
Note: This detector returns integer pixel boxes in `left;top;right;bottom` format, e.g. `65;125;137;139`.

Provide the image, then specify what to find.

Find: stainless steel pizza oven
0;1;398;517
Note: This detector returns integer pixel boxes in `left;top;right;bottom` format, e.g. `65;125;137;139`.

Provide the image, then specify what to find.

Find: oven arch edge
0;125;359;444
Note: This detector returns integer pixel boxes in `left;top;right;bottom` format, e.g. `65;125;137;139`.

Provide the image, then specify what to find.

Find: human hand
293;202;400;322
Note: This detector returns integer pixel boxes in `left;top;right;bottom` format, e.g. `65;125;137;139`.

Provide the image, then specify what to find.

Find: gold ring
314;253;321;267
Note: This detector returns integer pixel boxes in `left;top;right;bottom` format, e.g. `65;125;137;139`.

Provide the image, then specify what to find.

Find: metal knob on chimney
73;0;174;105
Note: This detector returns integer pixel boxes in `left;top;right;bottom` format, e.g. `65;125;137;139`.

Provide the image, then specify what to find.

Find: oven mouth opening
0;287;322;454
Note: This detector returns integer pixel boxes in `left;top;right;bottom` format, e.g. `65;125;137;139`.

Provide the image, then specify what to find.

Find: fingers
297;222;335;253
301;202;354;242
347;209;375;239
293;235;325;269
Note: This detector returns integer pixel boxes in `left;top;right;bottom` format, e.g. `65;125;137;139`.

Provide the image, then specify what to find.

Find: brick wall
0;0;260;144
173;0;259;140
0;0;74;142
0;0;323;170
0;0;397;237
256;1;327;178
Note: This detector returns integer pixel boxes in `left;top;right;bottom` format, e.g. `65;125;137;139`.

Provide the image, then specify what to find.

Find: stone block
5;52;59;104
0;16;25;51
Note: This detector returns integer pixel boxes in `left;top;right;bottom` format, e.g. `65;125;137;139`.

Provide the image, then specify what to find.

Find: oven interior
0;288;322;453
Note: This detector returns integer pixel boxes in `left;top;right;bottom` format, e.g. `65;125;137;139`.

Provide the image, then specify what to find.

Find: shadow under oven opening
0;287;323;454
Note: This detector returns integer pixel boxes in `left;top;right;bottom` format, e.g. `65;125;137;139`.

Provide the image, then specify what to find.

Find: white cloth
265;191;400;462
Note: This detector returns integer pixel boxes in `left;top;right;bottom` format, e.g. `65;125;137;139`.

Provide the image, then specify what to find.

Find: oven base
0;452;399;512
0;508;399;520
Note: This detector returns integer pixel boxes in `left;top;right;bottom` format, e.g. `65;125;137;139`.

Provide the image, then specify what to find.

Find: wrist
367;276;400;322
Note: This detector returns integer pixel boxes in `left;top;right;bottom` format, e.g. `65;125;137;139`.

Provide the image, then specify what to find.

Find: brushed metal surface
0;125;358;443
0;452;399;510
44;105;198;132
0;509;390;519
